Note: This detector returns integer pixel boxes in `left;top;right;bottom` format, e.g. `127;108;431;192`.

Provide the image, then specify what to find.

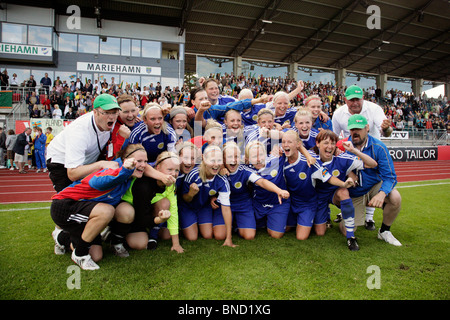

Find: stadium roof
11;0;450;83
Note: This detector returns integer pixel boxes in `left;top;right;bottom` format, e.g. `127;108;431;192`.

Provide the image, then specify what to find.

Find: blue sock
340;198;355;238
149;225;160;240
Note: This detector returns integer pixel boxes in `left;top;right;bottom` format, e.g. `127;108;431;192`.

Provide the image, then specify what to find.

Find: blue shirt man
347;114;402;246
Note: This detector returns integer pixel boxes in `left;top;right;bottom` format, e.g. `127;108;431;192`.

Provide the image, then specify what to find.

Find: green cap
93;94;121;111
347;114;368;130
345;85;364;100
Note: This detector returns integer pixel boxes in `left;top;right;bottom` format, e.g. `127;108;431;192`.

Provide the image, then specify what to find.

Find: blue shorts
253;199;290;233
179;204;225;229
287;198;320;227
231;202;256;230
316;191;340;223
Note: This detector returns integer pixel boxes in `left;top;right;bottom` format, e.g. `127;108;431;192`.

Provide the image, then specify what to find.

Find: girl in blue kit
179;145;237;247
245;108;283;157
313;130;377;251
292;109;319;150
244;140;291;239
222;142;290;240
128;103;177;162
272;91;297;129
281;130;354;241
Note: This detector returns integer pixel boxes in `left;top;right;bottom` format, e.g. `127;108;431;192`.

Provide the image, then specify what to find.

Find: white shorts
14;153;28;163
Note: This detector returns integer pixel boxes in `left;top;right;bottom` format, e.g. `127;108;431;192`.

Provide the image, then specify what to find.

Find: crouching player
282;130;355;241
50;144;148;270
313;130;377;250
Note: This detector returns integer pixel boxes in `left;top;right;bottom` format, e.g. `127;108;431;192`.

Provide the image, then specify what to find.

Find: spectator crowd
1;69;449;133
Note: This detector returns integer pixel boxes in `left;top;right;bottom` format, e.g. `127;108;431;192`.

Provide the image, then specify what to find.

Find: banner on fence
381;131;409;139
15;119;73;135
387;146;438;162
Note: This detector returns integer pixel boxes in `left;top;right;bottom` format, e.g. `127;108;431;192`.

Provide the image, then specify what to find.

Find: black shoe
326;218;333;229
333;213;342;223
365;220;376;231
347;237;360;251
147;238;158;250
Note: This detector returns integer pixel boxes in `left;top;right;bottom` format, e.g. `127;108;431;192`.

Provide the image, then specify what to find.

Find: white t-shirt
332;100;387;139
46;112;111;168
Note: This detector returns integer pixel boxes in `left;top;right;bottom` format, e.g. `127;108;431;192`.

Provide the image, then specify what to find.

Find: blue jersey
241;104;266;127
348;135;397;198
283;152;331;203
181;167;231;209
226;165;261;208
193;98;251;125
287;127;319;150
316;153;364;199
274;108;297;128
245;126;281;155
313;117;333;131
248;155;287;206
128;122;176;162
52;158;133;206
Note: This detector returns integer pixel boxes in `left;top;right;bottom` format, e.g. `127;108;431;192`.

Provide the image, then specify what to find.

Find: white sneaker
0;165;6;169
52;227;66;255
71;251;100;270
43;168;48;173
9;167;14;171
377;229;402;246
36;169;41;173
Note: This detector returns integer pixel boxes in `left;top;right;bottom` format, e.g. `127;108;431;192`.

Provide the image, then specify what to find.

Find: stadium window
55;71;77;85
121;38;131;56
162;42;178;60
1;22;27;44
179;43;184;60
141;40;161;59
6;68;30;86
100;36;120;55
78;34;99;54
131;39;141;57
28;25;52;46
58;33;78;52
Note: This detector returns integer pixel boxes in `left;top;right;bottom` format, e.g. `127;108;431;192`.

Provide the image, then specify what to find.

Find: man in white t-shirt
332;85;392;140
332;85;393;229
46;94;121;192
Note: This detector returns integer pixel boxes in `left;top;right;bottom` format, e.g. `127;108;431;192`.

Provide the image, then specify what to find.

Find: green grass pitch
0;179;449;301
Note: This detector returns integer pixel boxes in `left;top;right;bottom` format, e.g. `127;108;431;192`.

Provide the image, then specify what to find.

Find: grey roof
12;0;450;82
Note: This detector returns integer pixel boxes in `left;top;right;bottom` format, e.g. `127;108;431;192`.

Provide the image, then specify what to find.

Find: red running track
0;160;450;204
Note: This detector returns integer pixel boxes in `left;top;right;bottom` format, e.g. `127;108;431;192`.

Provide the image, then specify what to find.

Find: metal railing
382;128;449;146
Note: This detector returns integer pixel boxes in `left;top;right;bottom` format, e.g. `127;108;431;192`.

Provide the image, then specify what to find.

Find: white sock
365;207;375;222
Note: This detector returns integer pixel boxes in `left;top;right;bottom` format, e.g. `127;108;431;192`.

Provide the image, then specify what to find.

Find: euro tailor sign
0;43;52;57
387;146;438;162
77;62;161;76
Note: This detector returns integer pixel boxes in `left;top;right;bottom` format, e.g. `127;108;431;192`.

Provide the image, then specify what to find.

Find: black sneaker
347;237;360;251
365;220;376;231
147;238;158;250
333;213;342;223
326;218;333;229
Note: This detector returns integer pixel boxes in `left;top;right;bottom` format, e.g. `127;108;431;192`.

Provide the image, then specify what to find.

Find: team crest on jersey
283;120;290;126
234;182;242;189
157;142;164;149
252;115;258;121
209;189;217;196
332;169;340;177
270;169;278;178
299;172;307;180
